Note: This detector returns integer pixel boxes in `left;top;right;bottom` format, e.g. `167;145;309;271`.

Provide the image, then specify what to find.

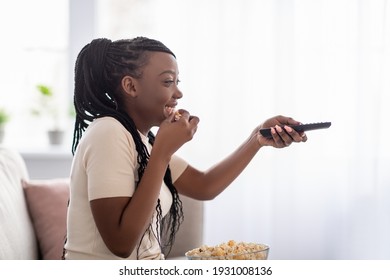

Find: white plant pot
48;130;65;145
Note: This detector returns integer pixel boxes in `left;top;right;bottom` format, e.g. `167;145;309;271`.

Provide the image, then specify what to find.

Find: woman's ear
121;75;138;97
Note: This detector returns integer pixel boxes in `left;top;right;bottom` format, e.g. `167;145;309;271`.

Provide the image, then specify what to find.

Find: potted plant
32;84;65;145
0;108;10;144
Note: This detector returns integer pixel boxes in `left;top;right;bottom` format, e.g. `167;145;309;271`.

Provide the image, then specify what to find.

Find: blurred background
0;0;389;259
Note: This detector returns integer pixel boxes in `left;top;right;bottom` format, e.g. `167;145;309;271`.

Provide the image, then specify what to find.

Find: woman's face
128;51;182;131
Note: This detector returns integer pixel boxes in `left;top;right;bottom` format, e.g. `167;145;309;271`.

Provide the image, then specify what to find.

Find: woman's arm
90;149;171;258
174;115;307;200
89;112;199;258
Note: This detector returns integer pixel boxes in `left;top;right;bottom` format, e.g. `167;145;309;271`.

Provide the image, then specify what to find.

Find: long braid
69;37;184;259
147;132;184;255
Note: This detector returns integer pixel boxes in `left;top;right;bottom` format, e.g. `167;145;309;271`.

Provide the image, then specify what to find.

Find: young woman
63;37;307;260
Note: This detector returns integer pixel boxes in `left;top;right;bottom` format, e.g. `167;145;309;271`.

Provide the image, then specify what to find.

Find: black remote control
259;122;331;138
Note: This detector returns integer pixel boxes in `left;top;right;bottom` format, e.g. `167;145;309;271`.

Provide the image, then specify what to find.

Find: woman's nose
174;88;183;99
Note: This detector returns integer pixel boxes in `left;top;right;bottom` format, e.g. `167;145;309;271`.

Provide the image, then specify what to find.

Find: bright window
0;0;69;149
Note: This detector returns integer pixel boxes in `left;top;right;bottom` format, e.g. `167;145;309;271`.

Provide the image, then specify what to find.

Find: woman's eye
164;79;180;86
164;80;174;86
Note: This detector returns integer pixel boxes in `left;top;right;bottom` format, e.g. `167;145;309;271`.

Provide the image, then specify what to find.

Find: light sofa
0;147;203;260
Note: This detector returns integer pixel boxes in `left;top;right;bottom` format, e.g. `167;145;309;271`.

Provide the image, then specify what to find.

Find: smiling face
121;51;183;134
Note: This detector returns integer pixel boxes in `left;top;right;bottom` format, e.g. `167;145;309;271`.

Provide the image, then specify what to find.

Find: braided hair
72;37;183;258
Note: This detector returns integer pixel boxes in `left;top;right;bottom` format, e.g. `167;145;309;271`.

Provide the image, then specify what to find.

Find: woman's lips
165;105;175;114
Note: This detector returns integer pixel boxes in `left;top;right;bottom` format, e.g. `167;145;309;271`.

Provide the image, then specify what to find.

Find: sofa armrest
0;147;39;259
165;195;204;259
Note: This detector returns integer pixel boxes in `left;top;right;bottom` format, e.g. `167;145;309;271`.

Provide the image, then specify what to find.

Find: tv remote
259;122;331;138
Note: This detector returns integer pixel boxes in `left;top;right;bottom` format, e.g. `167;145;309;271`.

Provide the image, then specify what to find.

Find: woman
63;37;307;260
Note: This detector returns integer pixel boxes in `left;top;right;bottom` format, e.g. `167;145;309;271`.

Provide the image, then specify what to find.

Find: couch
0;147;203;260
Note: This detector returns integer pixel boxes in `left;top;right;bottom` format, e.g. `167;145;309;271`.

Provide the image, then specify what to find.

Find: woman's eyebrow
159;70;176;76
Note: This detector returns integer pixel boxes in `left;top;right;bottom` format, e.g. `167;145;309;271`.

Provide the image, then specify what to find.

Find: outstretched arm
174;115;307;200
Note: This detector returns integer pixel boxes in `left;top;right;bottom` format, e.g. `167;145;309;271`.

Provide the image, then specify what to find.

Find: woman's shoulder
79;117;132;145
90;116;124;128
85;116;127;135
77;116;136;156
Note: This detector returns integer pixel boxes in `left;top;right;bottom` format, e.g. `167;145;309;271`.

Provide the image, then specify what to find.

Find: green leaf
36;84;53;97
0;109;9;124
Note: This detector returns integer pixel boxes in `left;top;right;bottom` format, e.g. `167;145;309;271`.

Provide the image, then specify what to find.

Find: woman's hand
154;109;200;159
254;115;308;148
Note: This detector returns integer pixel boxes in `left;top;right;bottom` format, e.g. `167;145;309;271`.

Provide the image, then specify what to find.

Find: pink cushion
22;179;69;260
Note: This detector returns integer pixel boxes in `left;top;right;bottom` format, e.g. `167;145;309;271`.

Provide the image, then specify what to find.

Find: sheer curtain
97;0;390;259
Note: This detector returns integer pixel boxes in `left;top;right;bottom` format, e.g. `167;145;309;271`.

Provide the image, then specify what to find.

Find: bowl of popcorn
185;240;269;260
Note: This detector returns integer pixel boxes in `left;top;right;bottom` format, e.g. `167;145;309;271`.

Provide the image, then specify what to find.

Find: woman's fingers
271;125;308;148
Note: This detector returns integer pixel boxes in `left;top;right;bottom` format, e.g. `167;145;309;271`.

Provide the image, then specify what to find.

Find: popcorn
185;240;269;260
174;111;182;121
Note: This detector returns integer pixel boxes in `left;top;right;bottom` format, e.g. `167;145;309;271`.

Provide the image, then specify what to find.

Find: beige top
64;117;188;259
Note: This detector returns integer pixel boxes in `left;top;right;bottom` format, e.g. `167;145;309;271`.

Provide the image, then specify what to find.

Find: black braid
68;37;183;259
147;132;184;256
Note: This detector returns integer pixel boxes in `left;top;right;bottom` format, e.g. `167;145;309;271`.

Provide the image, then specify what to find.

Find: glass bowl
185;240;269;260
